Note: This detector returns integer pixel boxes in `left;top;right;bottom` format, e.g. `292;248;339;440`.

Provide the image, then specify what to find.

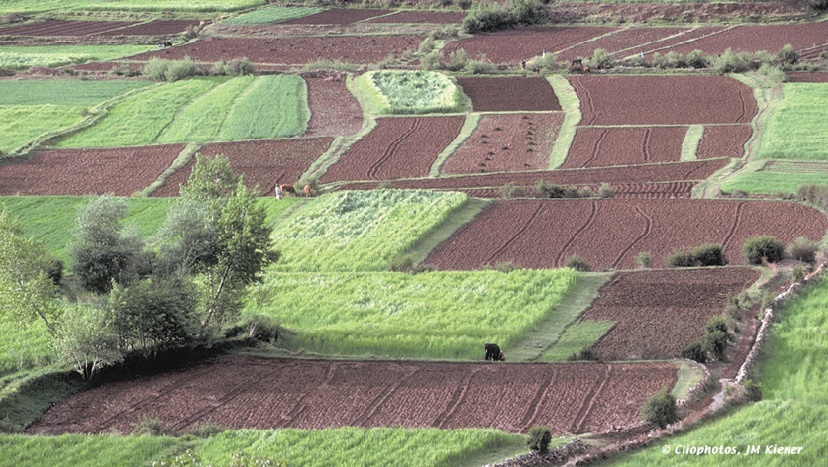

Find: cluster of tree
0;155;276;380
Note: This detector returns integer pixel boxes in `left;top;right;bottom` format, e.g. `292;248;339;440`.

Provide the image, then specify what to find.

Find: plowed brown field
570;75;757;125
365;11;466;24
0;145;183;196
97;20;202;36
563;127;686;169
559;27;690;62
152;138;332;197
697;125;752;159
580;268;761;360
321;117;464;182
457;76;561;112
0;20;134;36
653;22;828;57
442;113;564;174
424;199;828;270
129;36;423;65
28;356;677;435
305;77;363;137
442;26;612;64
280;9;392;25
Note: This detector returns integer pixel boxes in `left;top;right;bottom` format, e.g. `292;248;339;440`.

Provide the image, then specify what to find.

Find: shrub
417;37;435;55
642;387;679;429
777;44;799;67
462;4;515;34
569;347;598;361
466;58;497;74
420;50;441;71
564;254;590;272
527;426;553;454
681;340;708;363
757;63;788;84
143;57;204;82
211;57;254;76
498;182;526;199
389;254;416;273
132;417;172;436
686;49;710;69
46;257;63;286
588;48;614;69
808;0;828;11
597;183;614;199
797;183;828;210
742;236;785;264
635;251;652;269
711;48;754;74
691;243;728;266
704;330;730;361
744;379;762;402
666;248;696;268
786;237;817;263
495;261;518;272
442;49;469;71
536;182;583;199
791;265;806;283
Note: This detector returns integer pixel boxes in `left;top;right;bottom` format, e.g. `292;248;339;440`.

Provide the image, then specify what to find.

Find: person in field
484;342;505;361
275;183;282;200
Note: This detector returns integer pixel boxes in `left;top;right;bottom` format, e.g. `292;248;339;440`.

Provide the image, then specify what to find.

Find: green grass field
0;80;151;106
608;277;828;466
270;190;467;272
0;428;525;467
539;320;615;362
55;76;307;147
721;171;828;195
0;0;265;13
0;45;153;70
758;84;828;161
0;106;85;154
222;6;324;25
355;71;470;115
245;268;579;359
0;319;52;376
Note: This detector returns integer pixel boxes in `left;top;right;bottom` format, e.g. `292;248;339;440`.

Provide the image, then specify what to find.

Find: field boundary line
570;363;611;433
555;199;597;267
150;78;221;143
483;202;544;265
548;75;580;170
430;113;481;177
612;27;696;59
519;367;556;428
433;367;484;429
8;84;160;158
139;142;202;197
410;197;490;267
644;24;737;56
216;74;263;140
680;125;703;161
367;117;421;179
612;206;651;269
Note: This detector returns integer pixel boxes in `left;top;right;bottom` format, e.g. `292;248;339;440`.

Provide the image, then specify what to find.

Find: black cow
484;342;505;361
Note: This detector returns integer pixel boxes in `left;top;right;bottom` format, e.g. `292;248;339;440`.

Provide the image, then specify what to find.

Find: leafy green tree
0;210;60;335
53;304;122;380
70;195;151;294
642;387;679;429
159;155;277;334
109;276;199;358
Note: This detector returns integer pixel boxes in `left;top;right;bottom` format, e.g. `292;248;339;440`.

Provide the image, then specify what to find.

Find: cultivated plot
570;75;757;126
577;268;761;360
320;116;465;182
442;113;564;174
696;125;751;159
153;138;333;197
29;356;678;435
424;199;828;270
305;76;363;136
278;9;393;24
562;127;686;169
457;77;561;112
0;20;135;36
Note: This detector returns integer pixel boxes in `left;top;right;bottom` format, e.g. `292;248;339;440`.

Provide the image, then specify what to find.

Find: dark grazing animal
484;342;504;361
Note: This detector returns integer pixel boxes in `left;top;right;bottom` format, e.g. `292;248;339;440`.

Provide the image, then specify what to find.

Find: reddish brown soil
442;113;564;174
97;20;202;36
580;268;761;360
653;22;828;58
786;72;828;83
442;26;613;64
457;76;562;112
364;10;466;24
0;20;135;36
28;356;677;435
451;181;697;199
320;117;464;182
152;138;332;197
0;144;183;196
696;125;752;159
562;126;686;169
128;36;424;65
546;2;805;24
305;76;363;137
559;26;690;62
336;158;730;195
424;199;828;270
279;9;393;25
570;75;757;125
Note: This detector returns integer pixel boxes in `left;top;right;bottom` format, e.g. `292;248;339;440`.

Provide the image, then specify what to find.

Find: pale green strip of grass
0;105;83;154
721;171;828;195
513;272;612;362
140;142;202;196
681;125;703;161
55;78;218;148
0;196;173;263
538;320;615;362
671;359;706;400
0;434;180;467
406;197;491;266
355;70;470;115
218;75;309;140
758;84;828;161
197;429;525;467
430;113;481;177
247;269;578;360
83;0;265;12
269;190;467;272
0;80;151;106
690;157;740;199
222;6;325;25
608;277;828;466
547;75;580;170
0;45;153;70
0;0;75;14
156;76;250;143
